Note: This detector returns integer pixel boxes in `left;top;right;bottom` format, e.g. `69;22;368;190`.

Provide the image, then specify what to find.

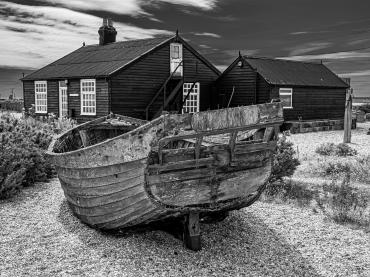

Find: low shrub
269;135;300;184
315;142;357;157
323;161;352;176
0;100;24;112
0;112;76;199
336;143;357;157
315;142;336;156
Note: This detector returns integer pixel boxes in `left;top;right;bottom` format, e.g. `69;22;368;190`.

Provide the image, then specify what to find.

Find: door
170;43;183;76
59;81;68;118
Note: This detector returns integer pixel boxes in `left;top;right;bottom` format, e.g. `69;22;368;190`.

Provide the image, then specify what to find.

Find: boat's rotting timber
47;103;284;249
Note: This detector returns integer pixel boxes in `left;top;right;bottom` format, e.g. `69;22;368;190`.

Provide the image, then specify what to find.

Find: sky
1;0;370;98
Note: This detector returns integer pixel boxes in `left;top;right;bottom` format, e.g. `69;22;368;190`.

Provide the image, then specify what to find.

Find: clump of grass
315;142;357;157
264;180;318;207
317;176;369;227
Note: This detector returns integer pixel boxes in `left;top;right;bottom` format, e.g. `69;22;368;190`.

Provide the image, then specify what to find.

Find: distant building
22;19;220;122
217;55;349;121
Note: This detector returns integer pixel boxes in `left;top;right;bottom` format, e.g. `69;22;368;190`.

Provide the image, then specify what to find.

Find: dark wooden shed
217;55;349;121
22;20;220;123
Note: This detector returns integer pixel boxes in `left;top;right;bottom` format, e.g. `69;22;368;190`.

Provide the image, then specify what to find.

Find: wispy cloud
37;0;219;17
281;51;370;62
36;0;148;16
193;32;221;38
290;31;309;35
288;42;332;56
155;0;218;10
0;1;171;68
339;70;370;77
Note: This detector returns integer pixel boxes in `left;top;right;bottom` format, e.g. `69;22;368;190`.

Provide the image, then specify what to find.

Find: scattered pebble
1;179;369;276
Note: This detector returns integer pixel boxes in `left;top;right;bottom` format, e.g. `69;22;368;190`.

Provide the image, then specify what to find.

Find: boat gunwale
46;114;162;158
46;103;283;159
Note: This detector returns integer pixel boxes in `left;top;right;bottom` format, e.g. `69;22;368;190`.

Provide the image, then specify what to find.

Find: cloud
155;0;218;10
0;1;171;68
289;31;309;35
288;42;332;56
339;70;370;77
40;0;149;16
193;32;221;38
280;51;370;62
36;0;219;17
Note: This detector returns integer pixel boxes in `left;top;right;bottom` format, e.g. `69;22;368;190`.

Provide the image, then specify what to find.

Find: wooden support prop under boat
184;213;201;251
47;103;284;251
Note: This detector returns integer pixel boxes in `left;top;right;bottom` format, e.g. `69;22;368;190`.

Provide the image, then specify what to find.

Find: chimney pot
98;18;117;45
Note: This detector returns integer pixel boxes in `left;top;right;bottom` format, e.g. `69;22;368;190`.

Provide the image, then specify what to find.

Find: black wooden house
22;19;220;122
217;55;349;121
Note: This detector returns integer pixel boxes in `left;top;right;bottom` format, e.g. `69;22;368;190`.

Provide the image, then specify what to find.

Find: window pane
280;94;292;108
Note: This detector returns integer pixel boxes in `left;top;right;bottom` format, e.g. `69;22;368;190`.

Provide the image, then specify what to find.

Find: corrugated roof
244;56;349;88
22;36;174;80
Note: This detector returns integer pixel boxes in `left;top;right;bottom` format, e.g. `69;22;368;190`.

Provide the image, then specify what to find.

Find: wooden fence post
343;88;353;143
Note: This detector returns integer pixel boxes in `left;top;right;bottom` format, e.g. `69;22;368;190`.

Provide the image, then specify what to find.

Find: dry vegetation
263;122;370;229
0;111;75;199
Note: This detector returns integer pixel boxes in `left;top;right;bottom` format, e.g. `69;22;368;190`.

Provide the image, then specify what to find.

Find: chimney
98;18;117;45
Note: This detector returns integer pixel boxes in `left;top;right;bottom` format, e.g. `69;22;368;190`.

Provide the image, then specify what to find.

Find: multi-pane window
279;88;293;109
80;79;96;115
182;82;200;114
35;81;47;113
59;81;68;118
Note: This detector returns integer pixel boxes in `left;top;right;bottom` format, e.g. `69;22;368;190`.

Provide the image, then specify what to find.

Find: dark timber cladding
110;37;220;119
217;56;349;121
216;56;257;108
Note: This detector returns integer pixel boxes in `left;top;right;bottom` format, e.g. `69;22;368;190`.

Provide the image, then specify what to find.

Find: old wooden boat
47;103;283;250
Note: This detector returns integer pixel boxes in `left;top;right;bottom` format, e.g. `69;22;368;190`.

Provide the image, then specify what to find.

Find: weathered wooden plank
61;175;143;197
55;158;146;179
147;157;214;173
164;103;283;132
146;167;215;184
148;178;213;206
216;165;271;202
159;121;283;146
74;196;153;226
66;190;146;216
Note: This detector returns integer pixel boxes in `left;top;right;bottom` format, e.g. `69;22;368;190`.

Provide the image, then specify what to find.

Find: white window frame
35;81;47;114
59;81;68;118
279;88;293;109
80;79;96;115
170;43;183;76
182;82;200;114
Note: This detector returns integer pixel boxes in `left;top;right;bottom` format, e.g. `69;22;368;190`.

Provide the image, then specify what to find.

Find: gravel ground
1;179;370;276
286;122;370;189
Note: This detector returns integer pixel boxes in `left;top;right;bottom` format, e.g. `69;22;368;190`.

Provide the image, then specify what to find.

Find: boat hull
48;104;283;230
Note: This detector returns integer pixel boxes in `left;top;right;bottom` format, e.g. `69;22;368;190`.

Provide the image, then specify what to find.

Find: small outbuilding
217;55;349;121
22;19;220;122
